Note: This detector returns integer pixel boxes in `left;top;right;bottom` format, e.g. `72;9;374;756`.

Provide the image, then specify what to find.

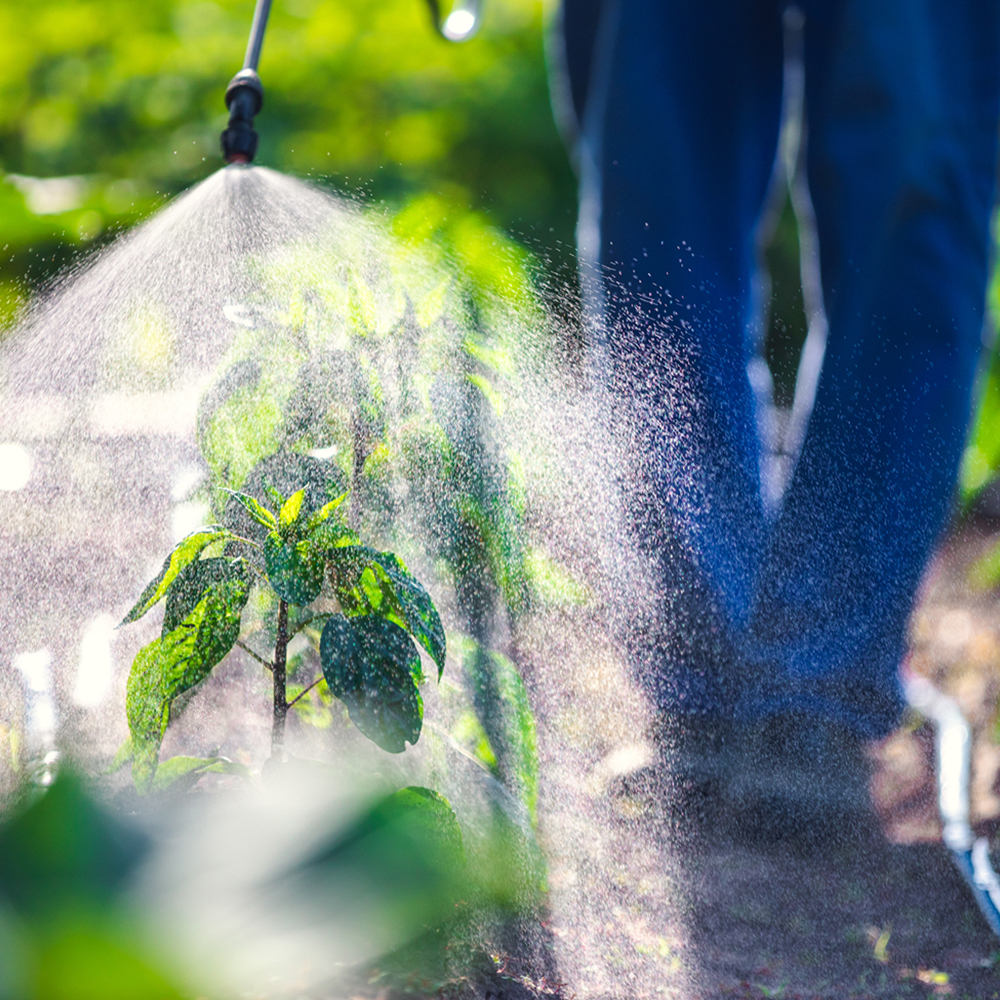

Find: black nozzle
221;68;264;164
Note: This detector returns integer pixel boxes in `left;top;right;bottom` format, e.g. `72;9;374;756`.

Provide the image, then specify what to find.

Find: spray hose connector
221;68;264;164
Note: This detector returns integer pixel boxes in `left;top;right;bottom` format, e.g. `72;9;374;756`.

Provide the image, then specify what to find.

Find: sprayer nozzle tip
221;120;259;164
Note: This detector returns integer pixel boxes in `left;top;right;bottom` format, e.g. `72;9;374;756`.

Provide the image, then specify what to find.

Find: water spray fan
220;0;483;164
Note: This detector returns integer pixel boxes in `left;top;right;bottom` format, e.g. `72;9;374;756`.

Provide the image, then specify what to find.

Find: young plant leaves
125;639;170;791
125;560;251;792
119;526;231;626
224;489;278;531
303;491;349;535
265;533;324;605
159;560;251;693
329;547;446;677
278;489;305;530
319;614;423;753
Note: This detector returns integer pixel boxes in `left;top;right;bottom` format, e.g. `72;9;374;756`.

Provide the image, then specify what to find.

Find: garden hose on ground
904;671;1000;937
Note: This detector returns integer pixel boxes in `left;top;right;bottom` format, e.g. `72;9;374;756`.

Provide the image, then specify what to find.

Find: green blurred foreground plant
0;774;524;999
119;475;446;790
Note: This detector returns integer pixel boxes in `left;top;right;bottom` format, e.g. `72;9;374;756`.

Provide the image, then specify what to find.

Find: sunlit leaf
125;640;169;792
319;614;423;753
149;755;251;792
308;518;358;551
119;526;231;626
126;561;251;792
162;557;250;633
223;489;277;530
35;925;186;1000
279;488;305;529
159;562;251;694
303;491;349;533
222;454;348;546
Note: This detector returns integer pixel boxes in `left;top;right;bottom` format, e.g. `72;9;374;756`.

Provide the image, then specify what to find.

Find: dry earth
511;517;1000;1000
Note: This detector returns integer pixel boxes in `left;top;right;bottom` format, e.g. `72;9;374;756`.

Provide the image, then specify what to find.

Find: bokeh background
0;0;578;319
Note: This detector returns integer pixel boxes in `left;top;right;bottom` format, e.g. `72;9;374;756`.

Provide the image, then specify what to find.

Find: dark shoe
723;713;878;850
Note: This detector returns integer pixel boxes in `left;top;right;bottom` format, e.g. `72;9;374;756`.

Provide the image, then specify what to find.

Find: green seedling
118;479;445;792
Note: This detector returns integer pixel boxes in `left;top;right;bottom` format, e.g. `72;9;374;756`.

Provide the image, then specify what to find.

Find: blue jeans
559;0;1000;736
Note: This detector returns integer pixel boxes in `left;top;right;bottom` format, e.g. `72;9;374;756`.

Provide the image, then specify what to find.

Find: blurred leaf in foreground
0;775;189;1000
0;774;147;918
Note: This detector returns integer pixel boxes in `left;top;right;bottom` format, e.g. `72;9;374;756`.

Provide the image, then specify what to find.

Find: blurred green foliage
0;0;577;323
0;774;539;999
0;775;186;1000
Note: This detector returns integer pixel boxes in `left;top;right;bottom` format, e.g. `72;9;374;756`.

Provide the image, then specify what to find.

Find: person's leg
742;0;1000;736
564;0;785;714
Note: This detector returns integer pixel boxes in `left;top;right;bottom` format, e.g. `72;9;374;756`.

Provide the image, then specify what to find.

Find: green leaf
35;925;187;1000
149;756;251;793
125;639;169;792
328;547;446;677
125;562;251;792
221;453;347;544
265;532;324;605
279;785;466;942
264;483;286;511
303;491;349;534
0;774;149;918
308;519;358;551
319;614;423;752
279;489;305;529
464;641;539;824
162;558;250;634
158;562;251;694
119;526;231;626
223;489;277;530
105;738;133;775
374;553;446;677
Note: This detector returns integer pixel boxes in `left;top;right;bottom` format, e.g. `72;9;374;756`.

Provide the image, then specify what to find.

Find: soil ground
508;518;1000;1000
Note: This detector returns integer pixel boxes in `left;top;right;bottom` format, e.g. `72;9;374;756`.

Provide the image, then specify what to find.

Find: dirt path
514;520;1000;1000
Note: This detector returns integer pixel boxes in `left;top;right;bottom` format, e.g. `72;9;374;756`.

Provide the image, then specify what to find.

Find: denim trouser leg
740;0;1000;736
561;0;1000;732
569;0;783;712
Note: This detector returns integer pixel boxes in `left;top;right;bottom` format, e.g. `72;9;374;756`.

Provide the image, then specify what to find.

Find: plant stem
287;676;323;709
236;639;273;671
350;410;365;532
272;599;289;758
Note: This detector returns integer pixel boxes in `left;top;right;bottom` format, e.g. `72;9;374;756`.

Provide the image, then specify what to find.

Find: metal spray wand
220;0;272;163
